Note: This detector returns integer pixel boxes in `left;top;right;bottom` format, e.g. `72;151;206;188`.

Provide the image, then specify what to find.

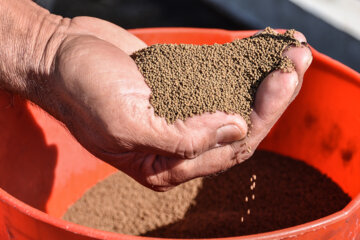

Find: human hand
40;17;311;191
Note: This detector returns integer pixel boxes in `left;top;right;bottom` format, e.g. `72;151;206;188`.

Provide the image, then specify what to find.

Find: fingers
252;29;312;102
70;16;147;54
243;70;297;153
144;140;251;191
143;144;236;191
245;30;312;148
253;71;298;123
282;45;313;102
175;143;238;180
104;144;237;192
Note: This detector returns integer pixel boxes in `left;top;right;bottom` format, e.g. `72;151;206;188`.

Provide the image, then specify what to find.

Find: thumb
248;39;312;146
247;69;298;149
137;110;248;160
172;111;248;158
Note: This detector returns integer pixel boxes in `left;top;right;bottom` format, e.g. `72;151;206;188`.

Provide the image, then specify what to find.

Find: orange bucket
0;28;359;240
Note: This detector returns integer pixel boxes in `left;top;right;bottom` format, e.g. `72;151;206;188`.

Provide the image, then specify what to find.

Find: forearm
0;0;65;102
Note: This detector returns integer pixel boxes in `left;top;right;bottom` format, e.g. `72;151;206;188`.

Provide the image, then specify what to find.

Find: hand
43;17;312;191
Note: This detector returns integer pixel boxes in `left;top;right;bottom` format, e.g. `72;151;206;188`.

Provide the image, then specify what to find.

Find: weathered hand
45;17;247;187
44;17;311;191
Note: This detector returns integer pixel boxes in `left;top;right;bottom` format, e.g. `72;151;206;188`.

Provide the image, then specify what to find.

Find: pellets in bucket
63;151;351;238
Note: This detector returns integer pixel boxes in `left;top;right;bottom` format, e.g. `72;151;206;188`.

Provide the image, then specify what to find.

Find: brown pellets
132;27;300;124
242;173;256;224
63;151;351;238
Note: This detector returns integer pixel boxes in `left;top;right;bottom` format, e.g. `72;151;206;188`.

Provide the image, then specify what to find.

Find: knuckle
183;135;204;159
174;135;202;159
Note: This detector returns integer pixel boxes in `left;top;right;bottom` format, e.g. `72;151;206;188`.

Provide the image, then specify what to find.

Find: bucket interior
0;29;359;230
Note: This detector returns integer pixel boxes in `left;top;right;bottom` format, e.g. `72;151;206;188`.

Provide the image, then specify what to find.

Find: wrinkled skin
46;17;312;191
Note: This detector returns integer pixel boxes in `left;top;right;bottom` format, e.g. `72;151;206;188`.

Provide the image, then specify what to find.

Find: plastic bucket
0;28;359;240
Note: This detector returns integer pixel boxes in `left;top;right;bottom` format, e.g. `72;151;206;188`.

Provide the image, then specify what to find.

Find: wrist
0;0;68;107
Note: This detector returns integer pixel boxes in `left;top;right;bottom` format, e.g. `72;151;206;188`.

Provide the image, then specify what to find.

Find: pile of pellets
63;151;351;238
132;27;300;124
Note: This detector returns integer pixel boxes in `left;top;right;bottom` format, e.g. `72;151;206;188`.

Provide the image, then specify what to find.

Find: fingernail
216;125;244;144
302;43;313;68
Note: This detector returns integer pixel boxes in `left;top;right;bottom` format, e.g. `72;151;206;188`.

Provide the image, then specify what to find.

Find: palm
54;34;147;147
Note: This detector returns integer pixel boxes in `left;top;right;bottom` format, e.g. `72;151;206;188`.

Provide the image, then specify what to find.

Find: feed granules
132;27;300;124
63;151;351;238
